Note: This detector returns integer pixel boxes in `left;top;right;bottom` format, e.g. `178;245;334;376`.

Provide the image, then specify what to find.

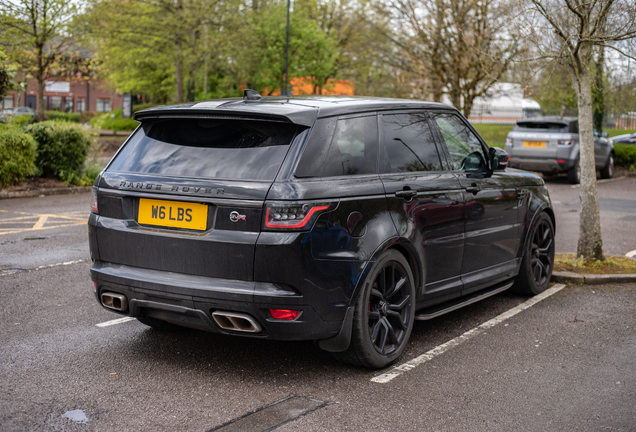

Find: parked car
0;106;36;123
0;108;13;123
610;133;636;145
89;92;556;369
504;116;615;184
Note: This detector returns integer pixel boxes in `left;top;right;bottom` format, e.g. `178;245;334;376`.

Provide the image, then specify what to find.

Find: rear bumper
90;260;344;340
508;157;576;173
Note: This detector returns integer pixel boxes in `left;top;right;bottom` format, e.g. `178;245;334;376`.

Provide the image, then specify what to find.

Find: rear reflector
91;187;98;214
556;159;566;163
269;309;301;320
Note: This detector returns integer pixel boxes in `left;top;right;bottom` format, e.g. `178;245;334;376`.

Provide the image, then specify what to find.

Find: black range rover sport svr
88;92;556;369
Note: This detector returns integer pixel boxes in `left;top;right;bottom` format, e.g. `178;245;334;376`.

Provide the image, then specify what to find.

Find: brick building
1;74;122;114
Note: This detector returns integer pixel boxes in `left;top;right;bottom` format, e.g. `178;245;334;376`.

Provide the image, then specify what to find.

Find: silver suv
505;117;614;184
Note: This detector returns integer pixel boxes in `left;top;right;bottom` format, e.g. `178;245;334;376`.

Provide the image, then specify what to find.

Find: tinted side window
381;113;442;173
432;113;487;171
296;116;378;177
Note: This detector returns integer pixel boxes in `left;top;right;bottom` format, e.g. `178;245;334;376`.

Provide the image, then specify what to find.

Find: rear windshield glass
513;122;569;133
107;118;302;180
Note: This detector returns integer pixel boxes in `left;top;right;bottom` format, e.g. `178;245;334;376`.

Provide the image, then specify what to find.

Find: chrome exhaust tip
101;292;128;312
212;311;262;333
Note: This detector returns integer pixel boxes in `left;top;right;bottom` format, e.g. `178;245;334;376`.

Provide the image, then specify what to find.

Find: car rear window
107;118;302;180
513;122;571;133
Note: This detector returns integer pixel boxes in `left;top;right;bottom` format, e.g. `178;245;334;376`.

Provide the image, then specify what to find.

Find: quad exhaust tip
212;311;262;333
101;292;128;312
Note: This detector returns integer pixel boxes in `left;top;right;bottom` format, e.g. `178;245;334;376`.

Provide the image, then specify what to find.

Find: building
439;83;542;125
1;74;122;114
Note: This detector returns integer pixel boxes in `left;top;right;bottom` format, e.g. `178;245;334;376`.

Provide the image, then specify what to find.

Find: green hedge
25;121;92;182
132;102;161;113
0;126;38;187
90;107;139;131
615;144;636;169
45;111;81;123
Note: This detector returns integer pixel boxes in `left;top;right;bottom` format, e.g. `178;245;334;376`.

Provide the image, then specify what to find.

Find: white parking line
371;283;566;384
626;250;636;258
36;259;85;270
95;317;136;327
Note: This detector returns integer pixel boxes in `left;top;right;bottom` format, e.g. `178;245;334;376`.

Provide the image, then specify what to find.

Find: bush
0;126;38;187
7;114;36;128
79;111;98;123
132;102;161;113
614;144;636;168
90;107;139;131
25;121;92;183
45;111;81;123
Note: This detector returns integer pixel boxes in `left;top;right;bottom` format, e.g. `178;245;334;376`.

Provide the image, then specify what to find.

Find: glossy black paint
89;96;554;345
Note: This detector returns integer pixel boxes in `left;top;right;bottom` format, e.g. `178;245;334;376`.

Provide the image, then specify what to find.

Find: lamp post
284;0;290;96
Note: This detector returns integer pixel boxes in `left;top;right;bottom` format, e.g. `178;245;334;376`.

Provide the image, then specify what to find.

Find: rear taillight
91;187;99;214
269;309;301;320
558;140;574;146
264;202;335;230
505;138;513;145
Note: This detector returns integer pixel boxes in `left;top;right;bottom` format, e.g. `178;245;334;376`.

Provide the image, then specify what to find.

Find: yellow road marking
32;215;50;230
0;210;88;236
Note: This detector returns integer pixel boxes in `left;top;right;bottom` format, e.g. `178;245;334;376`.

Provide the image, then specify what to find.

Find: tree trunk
36;77;45;121
175;48;184;103
574;65;604;261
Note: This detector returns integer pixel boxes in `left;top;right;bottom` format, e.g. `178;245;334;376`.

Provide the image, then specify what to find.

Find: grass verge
554;253;636;275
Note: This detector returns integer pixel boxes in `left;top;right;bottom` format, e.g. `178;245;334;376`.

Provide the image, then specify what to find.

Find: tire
513;213;555;295
600;153;614;179
136;316;185;331
333;250;416;369
567;159;580;184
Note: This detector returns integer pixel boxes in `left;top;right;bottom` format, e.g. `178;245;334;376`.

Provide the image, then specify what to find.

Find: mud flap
318;306;354;352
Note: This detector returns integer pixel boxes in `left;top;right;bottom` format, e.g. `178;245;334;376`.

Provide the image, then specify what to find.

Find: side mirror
489;147;509;171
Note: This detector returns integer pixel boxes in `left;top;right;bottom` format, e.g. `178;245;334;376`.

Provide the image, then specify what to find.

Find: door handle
395;190;418;199
465;185;480;194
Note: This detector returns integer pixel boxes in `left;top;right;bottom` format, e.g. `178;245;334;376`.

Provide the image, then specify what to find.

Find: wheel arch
352;237;423;305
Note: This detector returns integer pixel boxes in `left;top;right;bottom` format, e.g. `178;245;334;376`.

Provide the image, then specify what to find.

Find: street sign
122;93;132;118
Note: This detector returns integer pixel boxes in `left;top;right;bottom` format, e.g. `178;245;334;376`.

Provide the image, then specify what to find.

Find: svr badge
229;211;246;222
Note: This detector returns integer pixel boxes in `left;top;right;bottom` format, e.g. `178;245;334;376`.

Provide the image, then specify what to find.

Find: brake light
264;203;331;230
506;138;513;145
91;187;99;214
269;309;301;320
558;140;574;146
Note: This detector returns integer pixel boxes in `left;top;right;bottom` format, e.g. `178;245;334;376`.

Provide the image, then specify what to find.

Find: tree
523;0;636;261
0;0;76;120
389;0;523;116
235;1;337;95
84;0;233;103
0;49;26;98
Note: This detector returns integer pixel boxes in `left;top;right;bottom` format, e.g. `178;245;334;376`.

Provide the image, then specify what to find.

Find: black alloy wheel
333;250;415;368
367;262;413;356
600;153;614;179
514;213;555;295
567;159;580;184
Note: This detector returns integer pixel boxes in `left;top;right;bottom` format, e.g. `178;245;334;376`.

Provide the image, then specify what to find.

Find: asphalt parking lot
0;175;635;431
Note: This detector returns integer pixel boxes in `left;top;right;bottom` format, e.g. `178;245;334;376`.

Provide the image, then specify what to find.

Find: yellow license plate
524;140;546;148
138;199;208;230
